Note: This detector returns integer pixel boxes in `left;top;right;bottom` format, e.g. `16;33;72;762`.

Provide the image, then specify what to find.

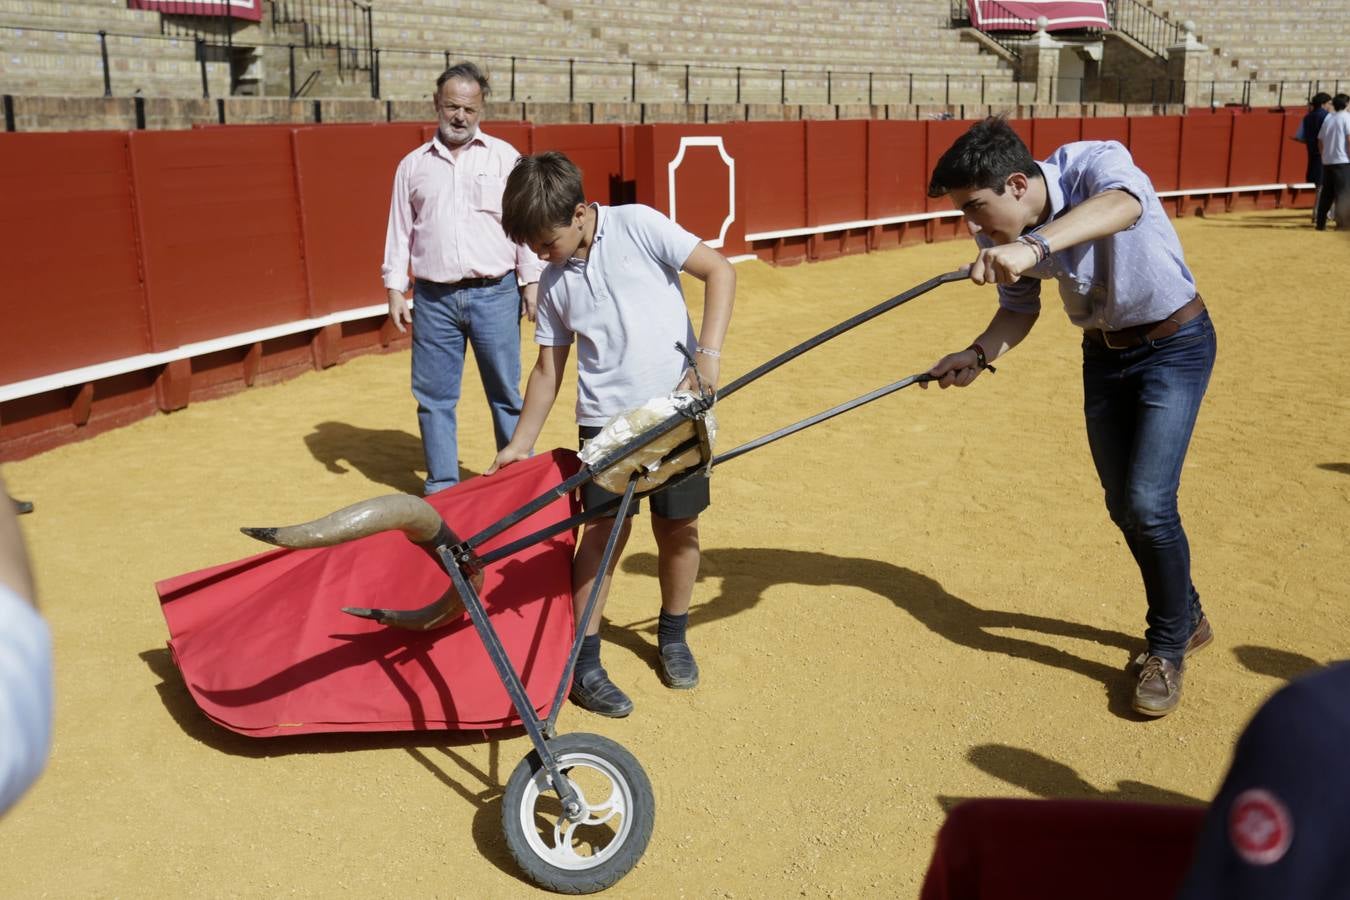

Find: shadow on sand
618;546;1151;720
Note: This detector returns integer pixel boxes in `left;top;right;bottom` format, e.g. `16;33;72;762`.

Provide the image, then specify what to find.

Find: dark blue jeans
412;277;522;494
1082;310;1216;664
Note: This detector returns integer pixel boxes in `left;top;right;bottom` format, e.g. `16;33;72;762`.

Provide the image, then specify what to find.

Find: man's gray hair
436;61;490;98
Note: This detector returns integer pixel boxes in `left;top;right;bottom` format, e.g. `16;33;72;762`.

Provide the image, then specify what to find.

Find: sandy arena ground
2;210;1348;898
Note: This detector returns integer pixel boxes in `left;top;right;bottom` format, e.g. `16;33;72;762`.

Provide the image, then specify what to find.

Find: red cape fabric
156;451;580;737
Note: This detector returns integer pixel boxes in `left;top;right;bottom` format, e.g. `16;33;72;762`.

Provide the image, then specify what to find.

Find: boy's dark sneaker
1132;655;1183;717
658;642;699;689
568;668;633;718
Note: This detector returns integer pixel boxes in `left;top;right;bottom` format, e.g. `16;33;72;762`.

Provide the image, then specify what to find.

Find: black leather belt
419;273;509;290
1084;295;1206;349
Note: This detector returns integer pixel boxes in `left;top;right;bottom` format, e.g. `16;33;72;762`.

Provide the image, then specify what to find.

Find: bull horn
241;494;445;549
341;586;466;632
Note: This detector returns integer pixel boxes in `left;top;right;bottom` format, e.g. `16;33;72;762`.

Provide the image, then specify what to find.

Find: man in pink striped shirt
382;62;543;494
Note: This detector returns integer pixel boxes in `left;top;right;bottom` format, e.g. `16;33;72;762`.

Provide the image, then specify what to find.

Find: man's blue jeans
412;277;522;494
1082;310;1216;664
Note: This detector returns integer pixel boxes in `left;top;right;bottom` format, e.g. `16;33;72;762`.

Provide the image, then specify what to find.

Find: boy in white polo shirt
487;151;735;717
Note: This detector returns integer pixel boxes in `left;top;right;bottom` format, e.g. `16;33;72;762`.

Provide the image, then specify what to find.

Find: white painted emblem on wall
666;136;735;249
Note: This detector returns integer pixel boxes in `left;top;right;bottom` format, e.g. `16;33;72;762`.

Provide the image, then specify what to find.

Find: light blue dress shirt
985;140;1198;331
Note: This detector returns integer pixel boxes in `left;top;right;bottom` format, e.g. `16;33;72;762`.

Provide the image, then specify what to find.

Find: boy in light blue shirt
924;117;1217;718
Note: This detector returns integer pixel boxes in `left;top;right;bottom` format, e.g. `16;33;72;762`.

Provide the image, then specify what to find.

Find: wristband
1017;231;1050;263
969;342;997;373
696;347;722;358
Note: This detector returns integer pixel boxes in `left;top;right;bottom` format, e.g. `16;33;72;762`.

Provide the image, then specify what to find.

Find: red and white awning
128;0;262;24
968;0;1110;31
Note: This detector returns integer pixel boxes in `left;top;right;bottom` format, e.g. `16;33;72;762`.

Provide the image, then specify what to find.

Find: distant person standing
382;62;544;494
1293;92;1332;215
1314;93;1350;231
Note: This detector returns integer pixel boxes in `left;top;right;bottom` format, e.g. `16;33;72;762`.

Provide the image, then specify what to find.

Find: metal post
198;37;210;98
1016;78;1021;105
945;72;950;105
444;51;450;72
510;56;516;102
4;94;15;132
225;0;232;50
289;44;296;98
909;72;914;104
684;64;690;104
372;48;381;99
1210;79;1215;108
134;95;146;129
569;58;575;103
98;30;112;97
781;68;786;104
366;5;373;75
980;74;985;104
1277;81;1284;108
631;61;637;103
736;66;742;104
868;71;873;106
826;69;832;105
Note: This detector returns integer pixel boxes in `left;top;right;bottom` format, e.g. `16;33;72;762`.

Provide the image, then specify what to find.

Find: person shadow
303;421;482;495
614;547;1147;719
304;421;426;495
938;743;1204;811
1317;462;1350;476
139;645;539;887
1230;645;1325;682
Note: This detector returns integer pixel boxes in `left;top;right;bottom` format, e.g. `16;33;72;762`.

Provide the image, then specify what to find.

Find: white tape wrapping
578;393;718;495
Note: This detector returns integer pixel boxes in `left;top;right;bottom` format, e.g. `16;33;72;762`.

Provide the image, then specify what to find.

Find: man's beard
439;122;475;146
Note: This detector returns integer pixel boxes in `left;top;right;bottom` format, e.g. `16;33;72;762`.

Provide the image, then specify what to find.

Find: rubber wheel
502;732;654;894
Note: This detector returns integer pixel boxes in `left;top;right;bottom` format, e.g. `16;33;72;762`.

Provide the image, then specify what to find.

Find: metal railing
1105;0;1183;58
271;0;373;78
1;22;1346;114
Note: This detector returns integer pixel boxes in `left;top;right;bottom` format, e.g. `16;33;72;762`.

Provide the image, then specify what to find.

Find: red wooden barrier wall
0;113;1315;460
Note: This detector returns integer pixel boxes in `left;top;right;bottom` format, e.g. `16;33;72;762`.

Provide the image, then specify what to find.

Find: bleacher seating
0;0;1344;114
0;0;231;97
1136;0;1349;103
367;0;1019;105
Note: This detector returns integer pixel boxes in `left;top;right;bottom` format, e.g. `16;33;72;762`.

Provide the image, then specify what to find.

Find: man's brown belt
1084;295;1206;349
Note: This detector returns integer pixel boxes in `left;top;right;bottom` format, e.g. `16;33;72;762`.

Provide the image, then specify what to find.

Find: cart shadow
141;646;539;885
404;744;541;885
937;744;1205;811
139;646;523;757
618;547;1147;719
